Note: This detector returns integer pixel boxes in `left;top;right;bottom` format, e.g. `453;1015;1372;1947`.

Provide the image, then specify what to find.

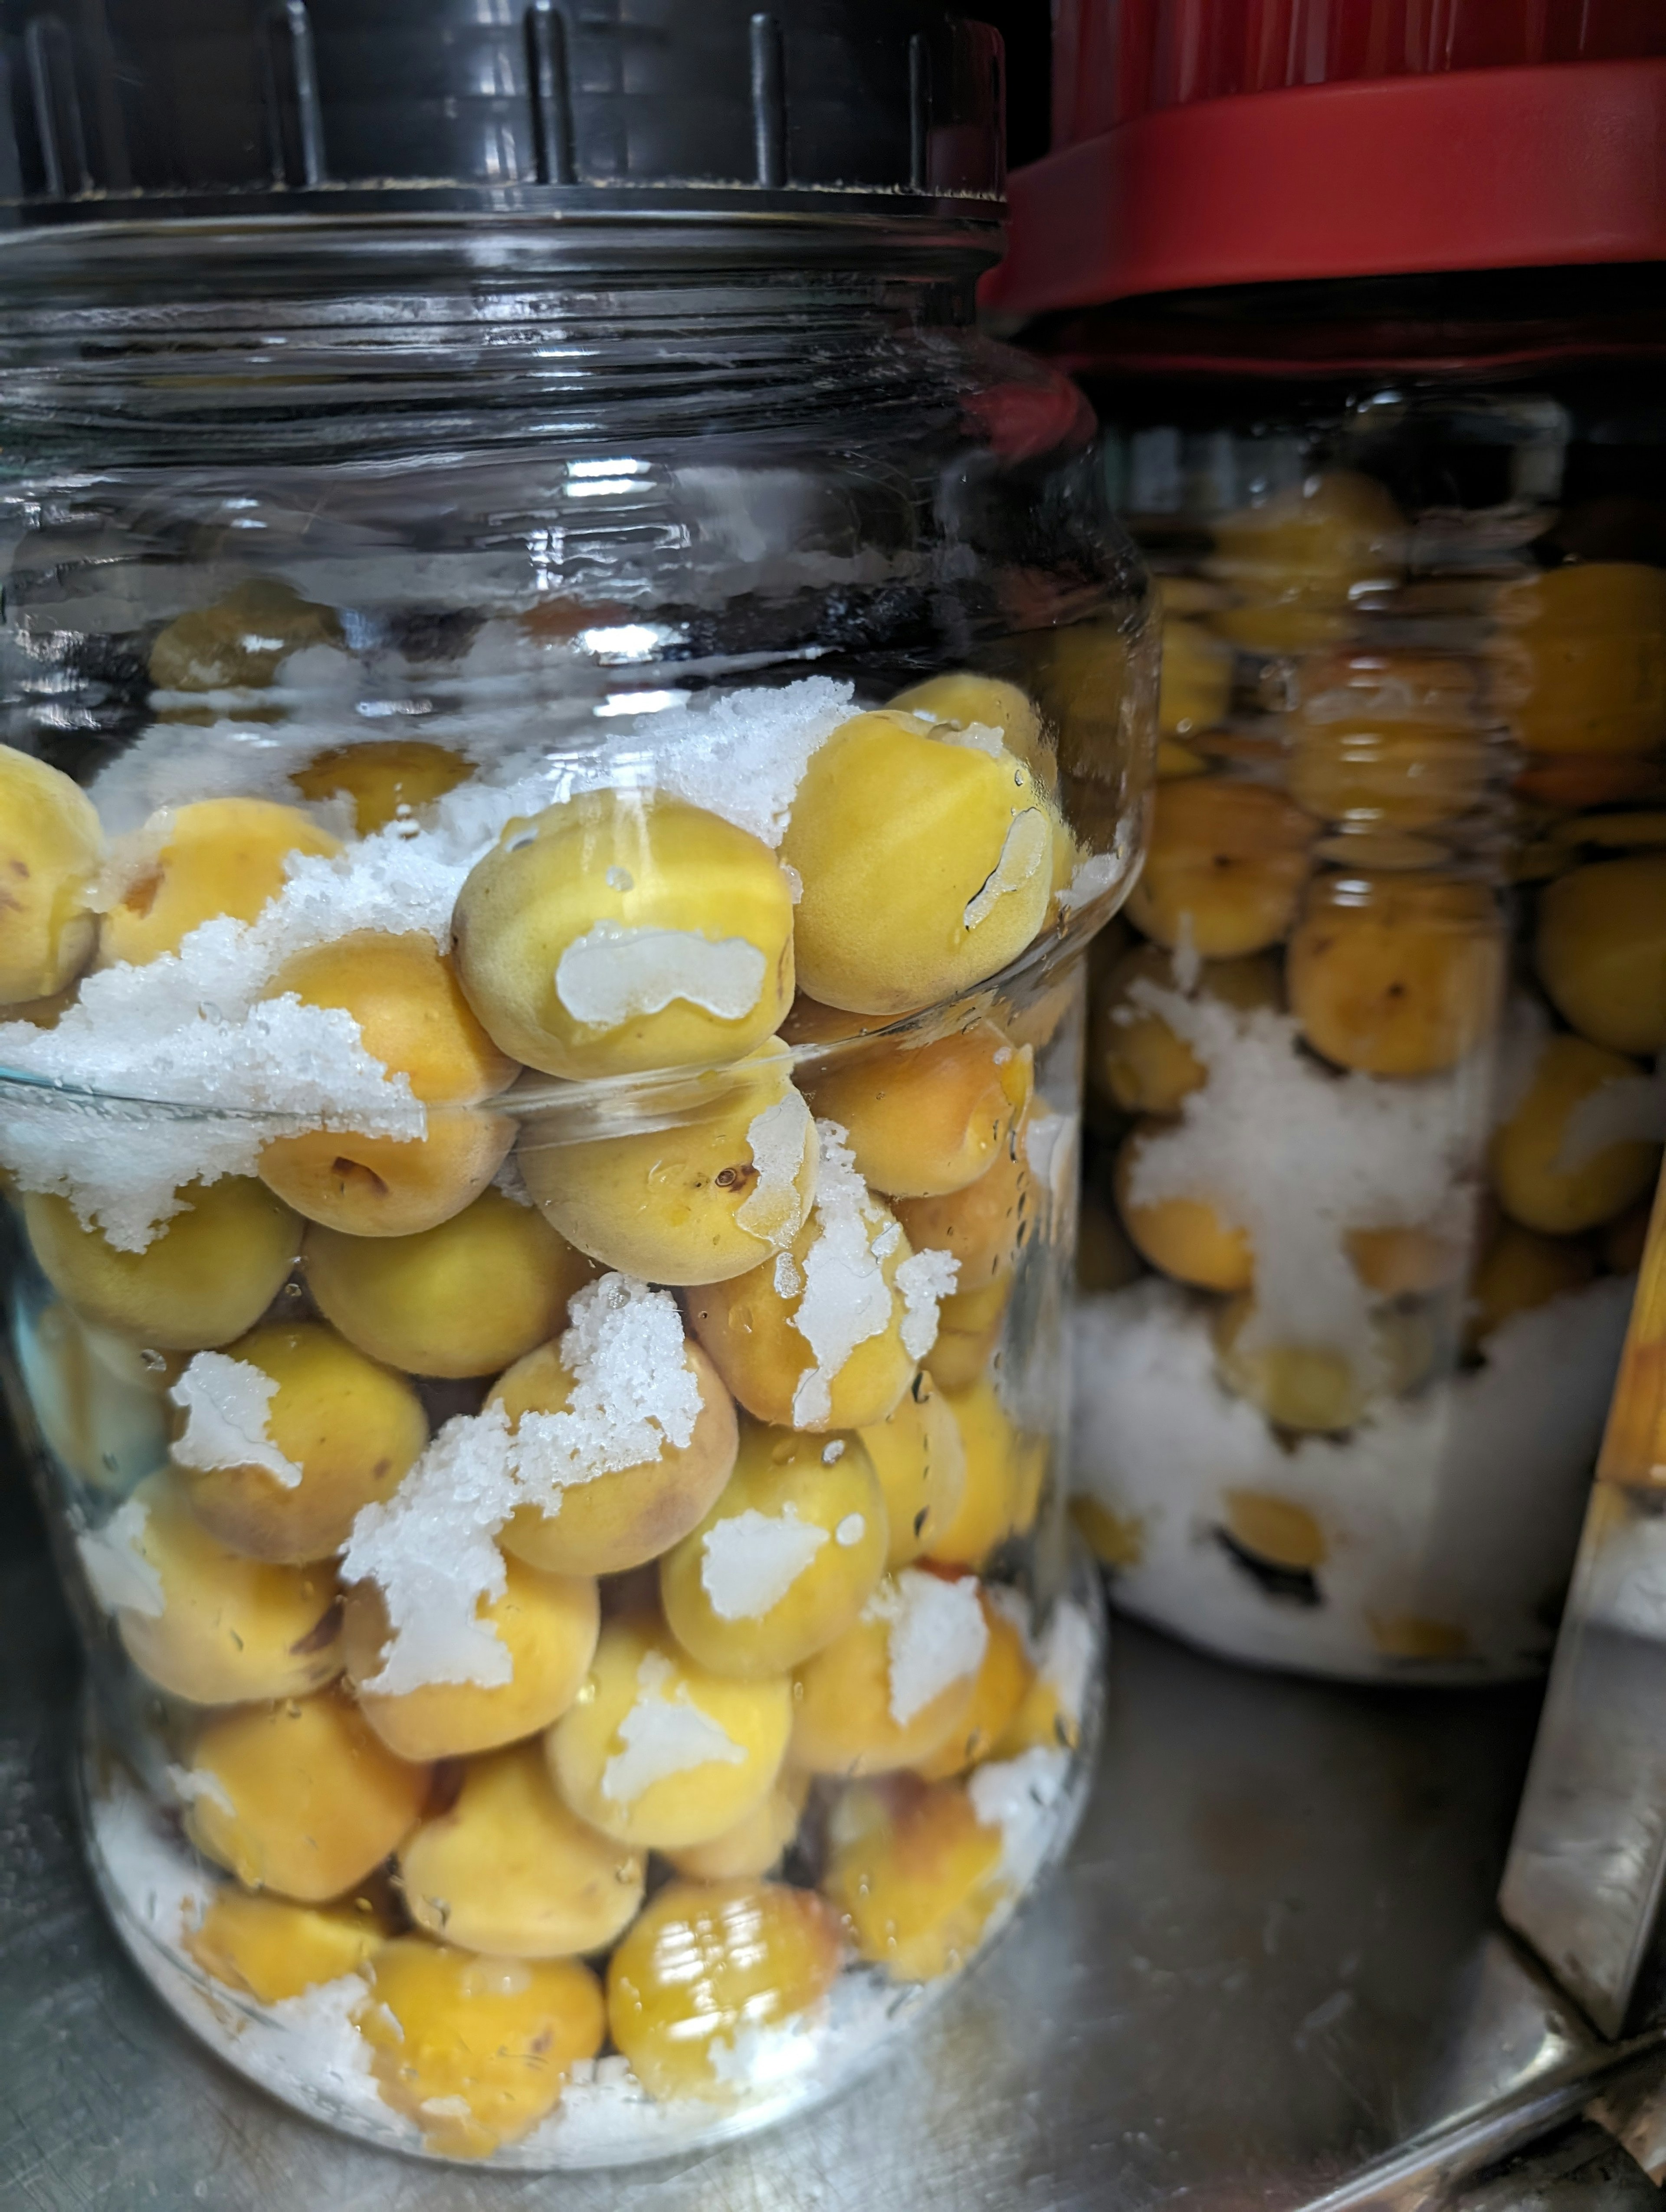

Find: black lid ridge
0;0;1004;231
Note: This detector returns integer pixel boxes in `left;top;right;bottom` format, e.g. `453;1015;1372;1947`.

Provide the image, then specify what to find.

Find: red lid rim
983;59;1666;321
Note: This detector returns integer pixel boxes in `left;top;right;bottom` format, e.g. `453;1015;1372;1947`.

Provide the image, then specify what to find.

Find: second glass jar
1070;296;1664;1681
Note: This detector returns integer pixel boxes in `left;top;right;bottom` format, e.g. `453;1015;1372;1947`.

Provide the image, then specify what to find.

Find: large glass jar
0;21;1151;2167
1057;274;1666;1682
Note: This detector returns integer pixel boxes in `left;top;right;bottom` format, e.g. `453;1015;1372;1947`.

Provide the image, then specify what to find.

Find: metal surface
0;1502;1659;2212
1502;1175;1666;2042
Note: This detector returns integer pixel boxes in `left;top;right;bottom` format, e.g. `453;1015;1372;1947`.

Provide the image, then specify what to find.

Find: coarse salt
169;1353;302;1488
789;1122;898;1428
340;1404;518;1695
512;1276;702;1515
1055;850;1120;915
869;1568;989;1726
167;1763;236;1817
341;1277;698;1691
963;809;1049;932
77;1498;164;1618
601;1649;747;1803
699;1505;828;1620
554;923;768;1030
1556;1053;1666;1173
643;677;856;849
894;1246;959;1364
736;1087;815;1248
1127;983;1480;1367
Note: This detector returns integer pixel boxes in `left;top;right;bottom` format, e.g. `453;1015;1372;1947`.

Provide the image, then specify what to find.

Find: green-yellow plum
0;744;103;1004
344;1551;600;1761
257;930;517;1236
357;1939;604;2158
1125;777;1314;957
95;1469;343;1705
607;1879;840;2104
1536;853;1666;1056
781;710;1056;1016
148;578;343;696
452;789;794;1078
803;1021;1033;1200
517;1042;816;1285
857;1369;967;1566
685;1185;918;1433
397;1741;644;1958
23;1178;302;1351
1288;872;1505;1077
184;1688;430;1901
292;740;470;836
97;798;341;969
659;1420;888;1677
790;1569;984;1775
304;1187;594;1378
173;1319;428;1563
493;1335;738;1577
545;1615;791;1851
1490;1033;1661;1234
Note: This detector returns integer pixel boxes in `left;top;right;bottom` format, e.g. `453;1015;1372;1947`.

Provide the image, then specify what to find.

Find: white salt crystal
835;1513;866;1548
492;1149;535;1207
706;2013;824;2090
936;720;1006;760
699;1505;828;1619
1037;1597;1095;1728
1127;985;1479;1366
774;1250;804;1299
554;923;767;1028
789;1122;898;1428
169;1353;302;1489
1170;915;1202;994
340;1405;518;1695
89;1773;209;1945
821;1439;845;1463
736;1087;815;1247
871;1568;989;1725
602;1649;747;1803
1072;1275;1632;1681
967;1746;1071;1882
0;986;419;1250
267;1972;390;2132
1490;992;1552;1127
646;677;856;848
167;1763;236;1817
963;809;1049;932
1557;1055;1666;1173
512;1276;702;1514
895;1246;959;1363
77;1498;164;1618
87;722;344;837
1056;850;1121;915
1023;1107;1079;1221
341;1276;697;1691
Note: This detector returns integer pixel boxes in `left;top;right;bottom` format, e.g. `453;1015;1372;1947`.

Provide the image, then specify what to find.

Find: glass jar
0;187;1151;2166
1056;272;1666;1682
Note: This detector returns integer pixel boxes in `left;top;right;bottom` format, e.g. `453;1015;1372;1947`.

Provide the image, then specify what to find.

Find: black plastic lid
0;0;1004;232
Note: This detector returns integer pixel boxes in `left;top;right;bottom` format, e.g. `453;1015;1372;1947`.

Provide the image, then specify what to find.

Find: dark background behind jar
981;0;1051;168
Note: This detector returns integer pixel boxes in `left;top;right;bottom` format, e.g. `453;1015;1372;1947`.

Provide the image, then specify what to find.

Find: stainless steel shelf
0;1539;1655;2211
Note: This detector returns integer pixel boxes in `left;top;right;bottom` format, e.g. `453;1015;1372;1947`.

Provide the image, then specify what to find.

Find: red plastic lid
984;1;1666;319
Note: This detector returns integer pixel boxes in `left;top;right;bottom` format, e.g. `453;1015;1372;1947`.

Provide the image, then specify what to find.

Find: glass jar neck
0;215;997;461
